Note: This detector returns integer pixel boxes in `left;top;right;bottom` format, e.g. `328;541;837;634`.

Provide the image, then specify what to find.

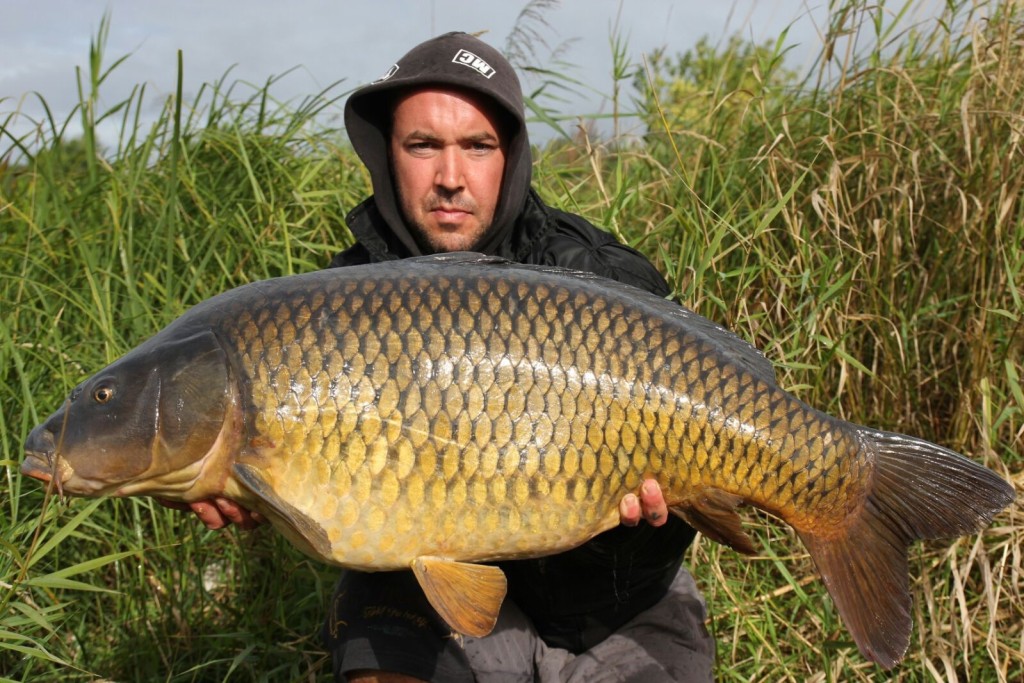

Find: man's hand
158;498;264;530
619;479;669;527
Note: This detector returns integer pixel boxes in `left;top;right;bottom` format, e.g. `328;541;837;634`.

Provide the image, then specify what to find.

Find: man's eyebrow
463;131;500;144
400;130;500;144
402;130;444;143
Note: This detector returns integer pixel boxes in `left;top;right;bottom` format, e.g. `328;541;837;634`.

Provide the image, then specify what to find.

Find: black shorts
322;565;714;682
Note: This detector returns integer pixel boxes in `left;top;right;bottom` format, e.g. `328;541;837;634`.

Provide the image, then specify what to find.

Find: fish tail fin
798;429;1014;669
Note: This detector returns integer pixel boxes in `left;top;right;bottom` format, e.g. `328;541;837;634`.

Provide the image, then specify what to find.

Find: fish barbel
22;253;1014;668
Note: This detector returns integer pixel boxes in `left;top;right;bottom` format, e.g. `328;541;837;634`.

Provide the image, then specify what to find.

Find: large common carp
22;253;1014;668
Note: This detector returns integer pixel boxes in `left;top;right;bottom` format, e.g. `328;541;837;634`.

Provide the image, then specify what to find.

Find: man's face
390;88;507;253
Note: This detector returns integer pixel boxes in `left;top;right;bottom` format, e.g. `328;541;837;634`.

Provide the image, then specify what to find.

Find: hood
344;31;533;258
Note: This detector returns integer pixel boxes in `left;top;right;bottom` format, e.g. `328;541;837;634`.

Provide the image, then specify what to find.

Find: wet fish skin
22;253;1015;668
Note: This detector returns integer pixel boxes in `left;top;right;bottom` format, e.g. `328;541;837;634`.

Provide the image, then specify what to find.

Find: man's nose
434;147;464;191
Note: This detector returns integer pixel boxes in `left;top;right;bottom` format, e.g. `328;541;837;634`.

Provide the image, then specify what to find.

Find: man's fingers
215;498;264;530
158;497;229;529
158;497;263;531
619;493;641;527
639;479;669;527
190;501;229;529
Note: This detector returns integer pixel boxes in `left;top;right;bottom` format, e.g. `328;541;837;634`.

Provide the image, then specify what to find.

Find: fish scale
22;253;1014;668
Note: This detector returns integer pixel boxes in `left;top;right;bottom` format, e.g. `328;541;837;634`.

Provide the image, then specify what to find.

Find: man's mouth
427;195;476;221
431;207;471;225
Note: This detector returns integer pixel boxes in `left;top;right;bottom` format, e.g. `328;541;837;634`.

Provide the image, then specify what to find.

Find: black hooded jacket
332;32;697;653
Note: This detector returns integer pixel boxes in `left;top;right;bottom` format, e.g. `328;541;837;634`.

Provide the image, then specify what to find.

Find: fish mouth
21;451;110;497
23;423;63;493
23;424;83;497
21;450;69;498
20;453;54;483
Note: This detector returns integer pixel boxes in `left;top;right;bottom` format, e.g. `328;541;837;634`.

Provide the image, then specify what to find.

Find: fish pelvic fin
232;463;332;559
671;488;757;555
411;556;508;638
799;429;1015;670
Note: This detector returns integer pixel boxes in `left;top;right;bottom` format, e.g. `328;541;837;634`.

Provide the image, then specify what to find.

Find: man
180;32;714;682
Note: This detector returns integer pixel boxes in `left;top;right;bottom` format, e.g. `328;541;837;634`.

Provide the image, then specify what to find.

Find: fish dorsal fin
405;251;511;267
232;463;332;558
411;556;508;637
671;488;757;555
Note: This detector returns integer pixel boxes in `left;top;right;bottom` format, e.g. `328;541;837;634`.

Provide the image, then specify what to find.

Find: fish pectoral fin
671;488;757;555
232;463;332;558
411;556;507;638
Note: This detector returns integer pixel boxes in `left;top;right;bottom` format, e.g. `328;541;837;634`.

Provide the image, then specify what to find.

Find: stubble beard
403;190;497;254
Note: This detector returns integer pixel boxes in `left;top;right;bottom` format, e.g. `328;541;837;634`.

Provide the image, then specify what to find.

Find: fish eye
93;386;115;404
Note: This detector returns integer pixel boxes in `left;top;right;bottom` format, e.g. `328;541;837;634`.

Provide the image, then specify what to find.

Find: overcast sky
2;1;946;150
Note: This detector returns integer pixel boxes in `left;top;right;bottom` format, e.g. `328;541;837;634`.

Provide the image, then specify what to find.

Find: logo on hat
374;64;399;83
452;49;495;79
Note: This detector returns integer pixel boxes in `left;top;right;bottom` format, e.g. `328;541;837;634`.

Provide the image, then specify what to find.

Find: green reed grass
2;1;1022;680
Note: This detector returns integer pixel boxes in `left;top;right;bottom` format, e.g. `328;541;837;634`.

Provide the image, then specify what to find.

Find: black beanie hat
345;32;533;257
